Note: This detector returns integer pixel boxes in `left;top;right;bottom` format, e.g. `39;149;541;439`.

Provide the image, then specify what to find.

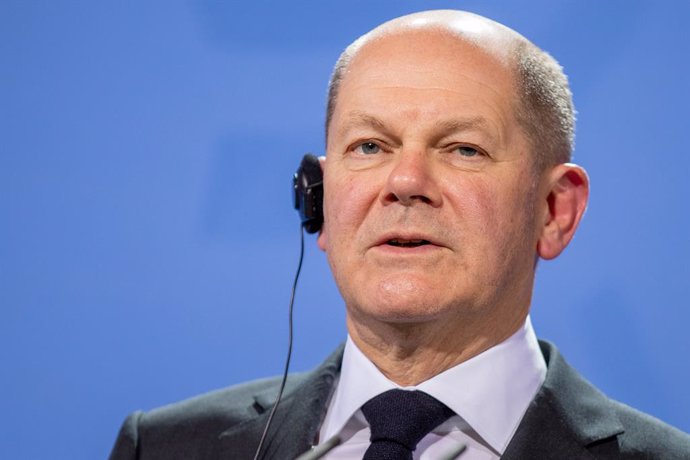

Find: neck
346;307;528;386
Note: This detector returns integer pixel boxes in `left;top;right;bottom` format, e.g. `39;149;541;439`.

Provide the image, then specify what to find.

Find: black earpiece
293;153;324;233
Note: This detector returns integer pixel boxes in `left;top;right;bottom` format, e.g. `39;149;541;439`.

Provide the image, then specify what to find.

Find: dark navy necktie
361;389;455;460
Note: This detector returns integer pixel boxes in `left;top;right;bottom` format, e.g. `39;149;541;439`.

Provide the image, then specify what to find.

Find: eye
456;146;479;157
354;141;381;155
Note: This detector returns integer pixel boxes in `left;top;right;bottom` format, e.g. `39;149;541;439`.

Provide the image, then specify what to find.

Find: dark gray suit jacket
109;341;690;459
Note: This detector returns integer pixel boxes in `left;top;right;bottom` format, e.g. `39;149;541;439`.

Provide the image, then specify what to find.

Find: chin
357;278;451;323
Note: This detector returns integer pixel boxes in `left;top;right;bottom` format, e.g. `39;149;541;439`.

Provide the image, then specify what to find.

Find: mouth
374;231;442;250
386;238;431;248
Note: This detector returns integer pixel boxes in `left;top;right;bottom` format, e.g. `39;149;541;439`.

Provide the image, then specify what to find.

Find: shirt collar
319;316;546;454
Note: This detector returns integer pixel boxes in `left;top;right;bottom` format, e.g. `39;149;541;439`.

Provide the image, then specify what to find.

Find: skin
317;12;589;386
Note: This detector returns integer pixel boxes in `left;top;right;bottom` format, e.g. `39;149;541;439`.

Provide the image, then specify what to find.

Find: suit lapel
215;341;626;459
218;345;343;460
503;341;624;459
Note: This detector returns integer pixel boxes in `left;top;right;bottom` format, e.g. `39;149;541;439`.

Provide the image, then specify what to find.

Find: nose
382;149;442;207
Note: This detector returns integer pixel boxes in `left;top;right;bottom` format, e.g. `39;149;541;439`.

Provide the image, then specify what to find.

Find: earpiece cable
252;224;305;460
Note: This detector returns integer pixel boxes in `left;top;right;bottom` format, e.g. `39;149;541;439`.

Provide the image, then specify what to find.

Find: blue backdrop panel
1;1;688;458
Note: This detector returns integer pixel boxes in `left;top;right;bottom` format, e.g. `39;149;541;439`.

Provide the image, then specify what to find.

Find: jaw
342;289;531;387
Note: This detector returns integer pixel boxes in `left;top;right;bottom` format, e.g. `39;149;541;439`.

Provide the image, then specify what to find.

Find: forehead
345;29;516;98
331;29;522;143
356;27;512;70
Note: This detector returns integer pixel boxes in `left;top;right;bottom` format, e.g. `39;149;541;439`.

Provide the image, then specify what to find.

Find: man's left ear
537;163;589;260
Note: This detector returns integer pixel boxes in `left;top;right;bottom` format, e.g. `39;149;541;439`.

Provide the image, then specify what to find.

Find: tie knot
361;389;454;454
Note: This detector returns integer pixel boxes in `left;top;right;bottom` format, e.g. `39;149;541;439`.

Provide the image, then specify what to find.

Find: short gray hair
325;48;353;145
513;39;575;169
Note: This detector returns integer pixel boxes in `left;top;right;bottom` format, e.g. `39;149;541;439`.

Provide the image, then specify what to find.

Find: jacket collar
217;340;624;459
218;345;344;460
503;340;625;459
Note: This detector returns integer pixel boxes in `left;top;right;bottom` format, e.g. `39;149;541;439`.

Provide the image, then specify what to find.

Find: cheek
445;176;500;233
322;175;372;248
488;178;540;256
445;173;534;253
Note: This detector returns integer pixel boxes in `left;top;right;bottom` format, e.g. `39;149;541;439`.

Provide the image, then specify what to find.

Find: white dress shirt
316;317;546;459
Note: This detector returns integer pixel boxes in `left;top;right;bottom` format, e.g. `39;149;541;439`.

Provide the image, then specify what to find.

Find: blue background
2;1;688;458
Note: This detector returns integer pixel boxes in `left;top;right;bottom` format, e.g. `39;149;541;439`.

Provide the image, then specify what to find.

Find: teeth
388;239;429;247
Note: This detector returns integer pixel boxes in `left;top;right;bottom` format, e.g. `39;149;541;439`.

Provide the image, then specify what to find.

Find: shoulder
532;340;690;459
109;375;291;460
139;374;291;430
109;345;344;460
610;399;690;458
142;373;311;432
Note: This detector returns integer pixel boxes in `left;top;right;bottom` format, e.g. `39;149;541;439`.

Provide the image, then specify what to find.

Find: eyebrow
335;111;387;138
336;110;494;139
434;117;492;135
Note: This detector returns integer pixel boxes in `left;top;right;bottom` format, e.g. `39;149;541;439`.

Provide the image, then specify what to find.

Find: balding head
325;10;574;170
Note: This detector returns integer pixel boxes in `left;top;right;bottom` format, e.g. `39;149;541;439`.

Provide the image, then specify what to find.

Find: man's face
318;30;545;326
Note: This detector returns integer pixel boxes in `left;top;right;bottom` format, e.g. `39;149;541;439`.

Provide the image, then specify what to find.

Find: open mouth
387;239;431;248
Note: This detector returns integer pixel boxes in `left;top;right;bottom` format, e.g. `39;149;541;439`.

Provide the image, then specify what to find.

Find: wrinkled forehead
332;12;525;136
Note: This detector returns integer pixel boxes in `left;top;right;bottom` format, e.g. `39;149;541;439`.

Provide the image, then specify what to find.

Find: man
109;10;690;459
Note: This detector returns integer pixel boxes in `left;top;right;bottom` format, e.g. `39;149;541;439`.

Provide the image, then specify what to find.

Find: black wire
253;224;305;460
